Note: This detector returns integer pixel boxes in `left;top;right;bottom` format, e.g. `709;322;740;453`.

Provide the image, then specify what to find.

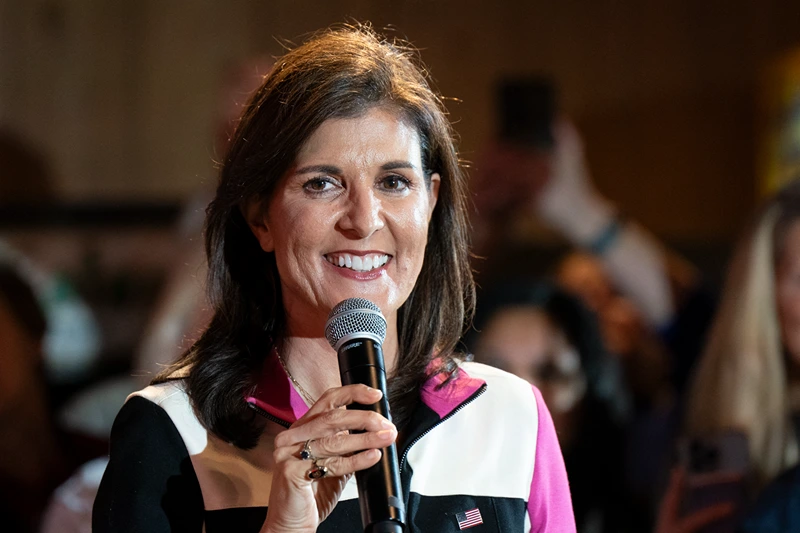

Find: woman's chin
321;264;405;308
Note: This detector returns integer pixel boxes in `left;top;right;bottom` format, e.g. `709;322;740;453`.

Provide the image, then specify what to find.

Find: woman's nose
337;187;385;238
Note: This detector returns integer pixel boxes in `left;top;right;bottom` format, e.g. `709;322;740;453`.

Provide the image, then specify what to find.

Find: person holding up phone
685;180;800;531
471;88;717;527
471;93;714;400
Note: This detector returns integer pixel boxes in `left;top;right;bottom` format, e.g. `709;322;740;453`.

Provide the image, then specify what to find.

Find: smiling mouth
324;253;390;272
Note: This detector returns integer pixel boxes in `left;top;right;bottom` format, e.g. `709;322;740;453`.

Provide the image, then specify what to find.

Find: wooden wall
2;0;800;240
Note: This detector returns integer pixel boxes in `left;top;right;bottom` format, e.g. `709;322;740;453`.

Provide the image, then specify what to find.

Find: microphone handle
338;338;406;533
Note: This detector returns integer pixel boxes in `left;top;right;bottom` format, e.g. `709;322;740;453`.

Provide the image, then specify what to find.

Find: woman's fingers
274;386;393;449
276;407;394;447
278;448;383;486
274;417;396;463
273;383;396;466
314;448;383;478
307;384;383;415
314;426;397;458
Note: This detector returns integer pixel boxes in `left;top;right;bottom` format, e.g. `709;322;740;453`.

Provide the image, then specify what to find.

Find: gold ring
306;462;328;480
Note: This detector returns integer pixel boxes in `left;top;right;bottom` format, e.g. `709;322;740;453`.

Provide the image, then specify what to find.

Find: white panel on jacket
405;362;539;500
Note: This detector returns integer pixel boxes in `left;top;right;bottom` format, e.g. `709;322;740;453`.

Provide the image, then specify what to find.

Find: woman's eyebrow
381;160;417;171
295;161;418;174
295;164;342;175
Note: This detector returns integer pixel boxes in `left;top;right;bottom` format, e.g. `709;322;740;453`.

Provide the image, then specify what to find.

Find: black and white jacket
92;357;574;532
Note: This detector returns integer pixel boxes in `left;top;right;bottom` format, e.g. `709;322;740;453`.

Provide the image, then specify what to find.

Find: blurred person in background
55;56;275;438
468;280;734;533
0;264;76;532
468;280;633;532
37;56;275;533
556;251;672;409
0;130;102;388
555;251;679;519
471;118;717;524
684;179;800;531
133;55;274;381
0;130;102;532
472;119;715;398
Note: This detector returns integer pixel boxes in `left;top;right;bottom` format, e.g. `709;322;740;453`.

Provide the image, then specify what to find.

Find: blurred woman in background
686;180;800;488
0;265;69;533
684;180;800;531
470;281;633;532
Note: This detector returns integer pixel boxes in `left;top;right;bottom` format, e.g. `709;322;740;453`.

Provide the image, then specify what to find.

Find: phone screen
678;431;750;533
495;76;555;149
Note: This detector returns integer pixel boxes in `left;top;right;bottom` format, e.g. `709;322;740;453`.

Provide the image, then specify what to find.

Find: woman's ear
428;173;441;222
243;197;274;252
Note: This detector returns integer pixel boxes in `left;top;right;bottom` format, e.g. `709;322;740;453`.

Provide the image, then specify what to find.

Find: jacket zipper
399;383;487;470
247;401;292;429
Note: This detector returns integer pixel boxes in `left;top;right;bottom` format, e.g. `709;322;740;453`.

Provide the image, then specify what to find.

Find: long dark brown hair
156;24;475;448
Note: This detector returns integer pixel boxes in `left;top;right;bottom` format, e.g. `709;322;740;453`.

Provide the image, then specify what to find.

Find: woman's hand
533;119;618;244
261;384;397;533
654;468;734;533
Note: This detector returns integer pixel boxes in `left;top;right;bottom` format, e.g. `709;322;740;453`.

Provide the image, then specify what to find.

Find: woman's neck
280;337;340;403
281;321;399;404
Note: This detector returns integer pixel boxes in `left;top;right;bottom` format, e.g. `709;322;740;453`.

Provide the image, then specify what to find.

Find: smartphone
495;76;556;149
677;430;750;533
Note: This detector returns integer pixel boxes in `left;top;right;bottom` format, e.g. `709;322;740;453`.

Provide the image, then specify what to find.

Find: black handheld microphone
325;298;406;533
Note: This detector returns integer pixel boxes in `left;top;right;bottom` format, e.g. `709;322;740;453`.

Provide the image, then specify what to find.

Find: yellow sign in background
760;48;800;197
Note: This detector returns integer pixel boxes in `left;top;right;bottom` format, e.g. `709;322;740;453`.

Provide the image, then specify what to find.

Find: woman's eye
303;178;336;193
380;175;410;192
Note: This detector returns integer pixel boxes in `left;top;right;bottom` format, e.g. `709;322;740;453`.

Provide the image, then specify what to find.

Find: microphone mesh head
325;298;387;349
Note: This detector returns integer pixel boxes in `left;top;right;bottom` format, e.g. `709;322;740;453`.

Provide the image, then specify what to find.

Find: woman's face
476;306;587;417
248;107;440;334
777;219;800;364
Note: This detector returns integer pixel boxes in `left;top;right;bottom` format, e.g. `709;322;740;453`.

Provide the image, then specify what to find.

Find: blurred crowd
3;64;800;533
467;112;800;533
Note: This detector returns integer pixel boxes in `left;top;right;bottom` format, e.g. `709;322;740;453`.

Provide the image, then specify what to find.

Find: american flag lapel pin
456;507;483;530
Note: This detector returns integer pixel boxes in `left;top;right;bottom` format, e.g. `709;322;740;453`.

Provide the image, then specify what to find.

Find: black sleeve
92;396;205;533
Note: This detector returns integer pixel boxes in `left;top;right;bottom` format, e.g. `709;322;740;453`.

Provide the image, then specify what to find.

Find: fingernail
378;428;397;440
381;419;395;430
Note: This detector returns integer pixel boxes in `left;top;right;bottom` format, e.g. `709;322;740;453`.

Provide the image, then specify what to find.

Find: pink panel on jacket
527;385;576;532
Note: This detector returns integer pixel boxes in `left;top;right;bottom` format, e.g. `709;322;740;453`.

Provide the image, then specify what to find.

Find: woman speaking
92;25;574;533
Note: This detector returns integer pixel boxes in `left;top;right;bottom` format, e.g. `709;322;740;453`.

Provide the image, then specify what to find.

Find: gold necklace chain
275;350;317;406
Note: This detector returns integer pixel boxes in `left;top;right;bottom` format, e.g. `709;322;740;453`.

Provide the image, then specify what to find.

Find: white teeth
326;253;390;272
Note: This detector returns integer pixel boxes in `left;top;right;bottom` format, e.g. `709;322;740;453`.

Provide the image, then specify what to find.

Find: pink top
529;386;576;532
